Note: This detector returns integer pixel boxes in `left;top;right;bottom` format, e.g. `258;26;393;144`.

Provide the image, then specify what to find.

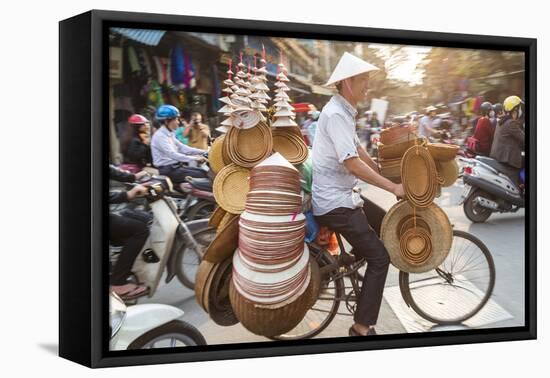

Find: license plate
459;184;472;204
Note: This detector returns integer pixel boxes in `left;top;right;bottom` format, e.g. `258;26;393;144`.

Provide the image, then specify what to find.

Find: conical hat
218;104;233;114
324;52;379;87
216;125;230;134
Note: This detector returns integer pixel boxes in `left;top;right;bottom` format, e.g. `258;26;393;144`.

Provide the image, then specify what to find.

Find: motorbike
109;291;206;350
368;127;381;157
169;176;216;221
170;152;216;221
459;156;524;223
110;175;215;294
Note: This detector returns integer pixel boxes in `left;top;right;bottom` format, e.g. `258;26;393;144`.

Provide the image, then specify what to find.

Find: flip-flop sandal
116;284;150;301
349;326;377;336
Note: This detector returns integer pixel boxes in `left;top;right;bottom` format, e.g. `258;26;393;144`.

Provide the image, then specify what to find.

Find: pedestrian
312;52;405;336
187;112;211;150
472;101;495;156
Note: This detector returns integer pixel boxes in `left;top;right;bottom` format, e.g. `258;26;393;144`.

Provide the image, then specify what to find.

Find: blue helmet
155;105;180;120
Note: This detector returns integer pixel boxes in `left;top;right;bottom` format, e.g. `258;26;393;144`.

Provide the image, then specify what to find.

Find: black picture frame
59;9;537;368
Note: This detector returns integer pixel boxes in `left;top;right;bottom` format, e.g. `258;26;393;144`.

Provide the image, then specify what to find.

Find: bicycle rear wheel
399;230;495;324
270;247;344;340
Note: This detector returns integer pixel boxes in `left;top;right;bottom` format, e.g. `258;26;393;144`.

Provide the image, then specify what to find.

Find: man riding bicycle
312;52;404;337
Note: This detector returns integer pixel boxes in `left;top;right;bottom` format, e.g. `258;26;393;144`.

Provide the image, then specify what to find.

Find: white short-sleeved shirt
312;94;362;216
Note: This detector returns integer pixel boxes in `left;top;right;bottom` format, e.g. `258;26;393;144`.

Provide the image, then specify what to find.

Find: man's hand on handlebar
392;183;405;199
127;184;149;200
194;156;207;164
135;170;150;181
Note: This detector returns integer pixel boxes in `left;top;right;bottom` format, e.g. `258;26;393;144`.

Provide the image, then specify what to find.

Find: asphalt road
140;177;525;344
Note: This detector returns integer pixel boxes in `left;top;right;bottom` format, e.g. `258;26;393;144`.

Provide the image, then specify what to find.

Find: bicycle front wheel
399;230;495;324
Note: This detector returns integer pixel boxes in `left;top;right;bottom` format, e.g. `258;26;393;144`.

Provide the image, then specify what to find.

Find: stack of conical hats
271;53;297;128
230;153;319;337
249;49;271;118
216;59;236;134
270;53;308;165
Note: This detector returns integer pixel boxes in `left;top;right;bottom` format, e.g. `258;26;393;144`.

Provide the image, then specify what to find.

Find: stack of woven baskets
380;137;458;273
378;125;418;183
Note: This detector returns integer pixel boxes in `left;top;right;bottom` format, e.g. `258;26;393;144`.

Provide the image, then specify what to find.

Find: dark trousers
109;213;149;285
315;199;390;326
158;164;208;184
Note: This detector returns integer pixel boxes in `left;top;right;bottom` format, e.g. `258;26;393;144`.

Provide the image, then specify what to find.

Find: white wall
0;0;545;376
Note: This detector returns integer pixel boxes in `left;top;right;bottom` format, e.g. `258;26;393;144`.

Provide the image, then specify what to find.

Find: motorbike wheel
127;320;207;349
175;227;216;290
186;201;215;221
463;189;493;223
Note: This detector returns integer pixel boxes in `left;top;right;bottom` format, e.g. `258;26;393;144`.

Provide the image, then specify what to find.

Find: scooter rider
151;105;208;191
417;106;441;139
109;165;150;300
472;101;495;156
490;96;525;186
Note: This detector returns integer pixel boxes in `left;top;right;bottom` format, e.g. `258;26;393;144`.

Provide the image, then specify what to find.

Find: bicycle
272;228;495;340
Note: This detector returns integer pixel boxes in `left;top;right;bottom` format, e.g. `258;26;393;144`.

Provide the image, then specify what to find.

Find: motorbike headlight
109;292;127;339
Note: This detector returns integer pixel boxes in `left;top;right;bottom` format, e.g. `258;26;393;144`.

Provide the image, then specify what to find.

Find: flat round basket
380;201;452;273
379;138;424;160
209;135;229;174
208;206;226;228
226;122;272;168
203;214;240;264
380;125;416;145
272;128;308;165
401;145;438;208
195;259;219;312
436;159;459;187
427;143;460;161
207;257;239;326
213;164;251;214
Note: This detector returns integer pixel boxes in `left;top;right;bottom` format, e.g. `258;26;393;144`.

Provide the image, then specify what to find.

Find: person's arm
508;121;525;146
109;164;136;182
109;190;129;204
174;136;205;155
109;185;148;204
344;157;403;196
182;121;191;137
423;122;438;135
200;124;211;138
155;131;199;163
357;142;379;172
327;114;403;197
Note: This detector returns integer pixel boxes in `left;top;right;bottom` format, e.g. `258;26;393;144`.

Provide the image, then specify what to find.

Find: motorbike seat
477;156;510;174
186;177;213;192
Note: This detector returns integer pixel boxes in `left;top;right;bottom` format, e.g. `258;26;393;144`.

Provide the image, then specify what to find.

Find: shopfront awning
111;28;166;46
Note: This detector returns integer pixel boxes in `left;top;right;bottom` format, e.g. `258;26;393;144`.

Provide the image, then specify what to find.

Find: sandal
111;283;150;301
349;325;378;336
